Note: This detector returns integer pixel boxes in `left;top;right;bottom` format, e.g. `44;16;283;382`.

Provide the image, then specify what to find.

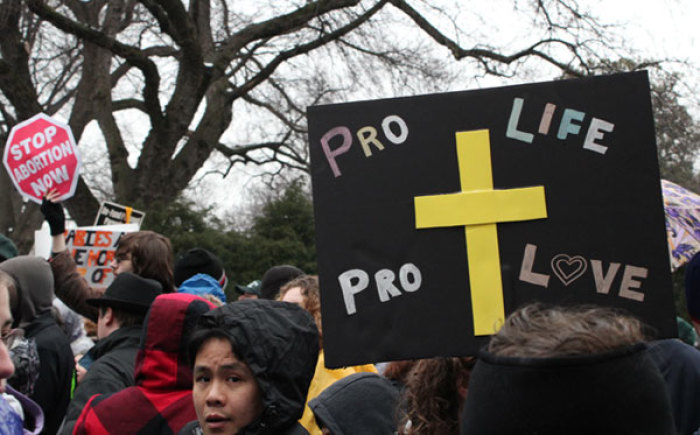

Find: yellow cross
414;129;547;335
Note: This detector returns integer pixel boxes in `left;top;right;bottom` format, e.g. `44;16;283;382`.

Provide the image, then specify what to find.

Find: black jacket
647;339;700;435
25;313;74;435
60;325;142;435
0;256;74;435
180;300;319;435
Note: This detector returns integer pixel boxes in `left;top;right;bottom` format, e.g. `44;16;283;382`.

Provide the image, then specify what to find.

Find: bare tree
1;0;621;251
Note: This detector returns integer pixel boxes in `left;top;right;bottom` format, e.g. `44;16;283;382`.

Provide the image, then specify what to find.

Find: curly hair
278;275;322;348
400;357;475;435
487;303;648;358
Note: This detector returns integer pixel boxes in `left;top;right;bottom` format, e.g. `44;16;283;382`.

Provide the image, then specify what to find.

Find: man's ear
102;306;115;326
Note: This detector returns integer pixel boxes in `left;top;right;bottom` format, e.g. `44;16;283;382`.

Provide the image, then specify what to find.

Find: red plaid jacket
73;293;216;434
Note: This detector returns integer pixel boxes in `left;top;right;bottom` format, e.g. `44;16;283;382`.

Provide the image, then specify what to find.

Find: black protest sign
94;201;145;227
308;71;676;368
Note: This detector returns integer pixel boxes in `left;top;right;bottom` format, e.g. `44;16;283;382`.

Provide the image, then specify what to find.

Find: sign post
308;71;676;368
3;113;81;204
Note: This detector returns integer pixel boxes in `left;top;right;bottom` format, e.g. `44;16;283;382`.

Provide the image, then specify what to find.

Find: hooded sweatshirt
180;299;319;435
177;273;226;304
73;293;216;434
308;372;399;435
0;256;74;435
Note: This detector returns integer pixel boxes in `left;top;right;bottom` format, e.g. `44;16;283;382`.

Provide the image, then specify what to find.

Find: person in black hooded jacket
0;256;73;435
309;372;399;435
180;299;319;435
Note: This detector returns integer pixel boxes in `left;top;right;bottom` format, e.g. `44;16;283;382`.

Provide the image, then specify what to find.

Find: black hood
461;343;675;434
309;372;399;435
195;299;319;434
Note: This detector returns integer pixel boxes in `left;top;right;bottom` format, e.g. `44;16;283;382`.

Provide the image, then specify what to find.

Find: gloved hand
40;190;66;236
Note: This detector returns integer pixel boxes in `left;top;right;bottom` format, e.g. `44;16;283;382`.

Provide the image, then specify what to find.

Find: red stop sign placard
3;113;82;204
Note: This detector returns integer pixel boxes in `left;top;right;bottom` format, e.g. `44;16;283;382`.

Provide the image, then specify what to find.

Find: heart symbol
550;254;587;286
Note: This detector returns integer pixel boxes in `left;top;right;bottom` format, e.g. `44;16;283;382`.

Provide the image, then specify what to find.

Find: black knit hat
174;248;227;289
260;265;304;300
460;344;675;434
87;272;162;314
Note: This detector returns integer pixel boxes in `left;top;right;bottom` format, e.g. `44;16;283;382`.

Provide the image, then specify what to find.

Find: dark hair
116;231;174;292
187;327;241;368
400;357;475;435
98;305;145;329
383;360;417;386
488;303;647;358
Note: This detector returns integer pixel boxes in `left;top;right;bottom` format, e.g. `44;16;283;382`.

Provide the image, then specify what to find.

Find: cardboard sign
94;202;145;227
308;71;676;368
3;113;81;204
64;225;137;289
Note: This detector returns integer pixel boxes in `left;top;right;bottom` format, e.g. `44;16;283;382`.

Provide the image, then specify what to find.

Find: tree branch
26;0;164;127
389;0;587;77
215;0;362;70
231;0;388;98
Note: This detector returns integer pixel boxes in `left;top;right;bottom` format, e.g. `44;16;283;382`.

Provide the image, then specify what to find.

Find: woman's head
113;231;174;292
278;275;321;347
401;357;475;435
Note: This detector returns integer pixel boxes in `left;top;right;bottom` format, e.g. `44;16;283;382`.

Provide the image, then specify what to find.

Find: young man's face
193;337;263;434
110;250;133;275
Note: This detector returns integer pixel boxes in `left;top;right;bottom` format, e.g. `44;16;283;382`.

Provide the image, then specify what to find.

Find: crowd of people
0;191;698;434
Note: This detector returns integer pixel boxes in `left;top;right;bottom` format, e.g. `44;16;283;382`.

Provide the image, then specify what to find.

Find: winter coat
308;372;399;435
60;326;142;435
0;256;74;435
179;299;319;435
49;250;101;322
647;339;700;435
72;294;216;434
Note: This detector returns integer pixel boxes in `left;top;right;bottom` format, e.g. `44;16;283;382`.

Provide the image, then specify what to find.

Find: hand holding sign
41;189;66;236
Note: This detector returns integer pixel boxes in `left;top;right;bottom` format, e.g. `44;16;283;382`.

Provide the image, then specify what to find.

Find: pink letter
320;126;352;178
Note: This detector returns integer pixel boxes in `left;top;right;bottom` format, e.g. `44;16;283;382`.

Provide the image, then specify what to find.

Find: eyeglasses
1;329;22;349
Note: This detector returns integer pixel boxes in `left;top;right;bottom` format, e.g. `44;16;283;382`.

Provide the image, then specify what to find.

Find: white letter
519;244;549;287
381;115;408;144
44;125;57;144
399;263;421;292
32;131;46;149
10;144;22;161
375;269;402;302
338;269;369;315
506;98;534;144
583;118;614;155
590;260;620;295
618;265;647;302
